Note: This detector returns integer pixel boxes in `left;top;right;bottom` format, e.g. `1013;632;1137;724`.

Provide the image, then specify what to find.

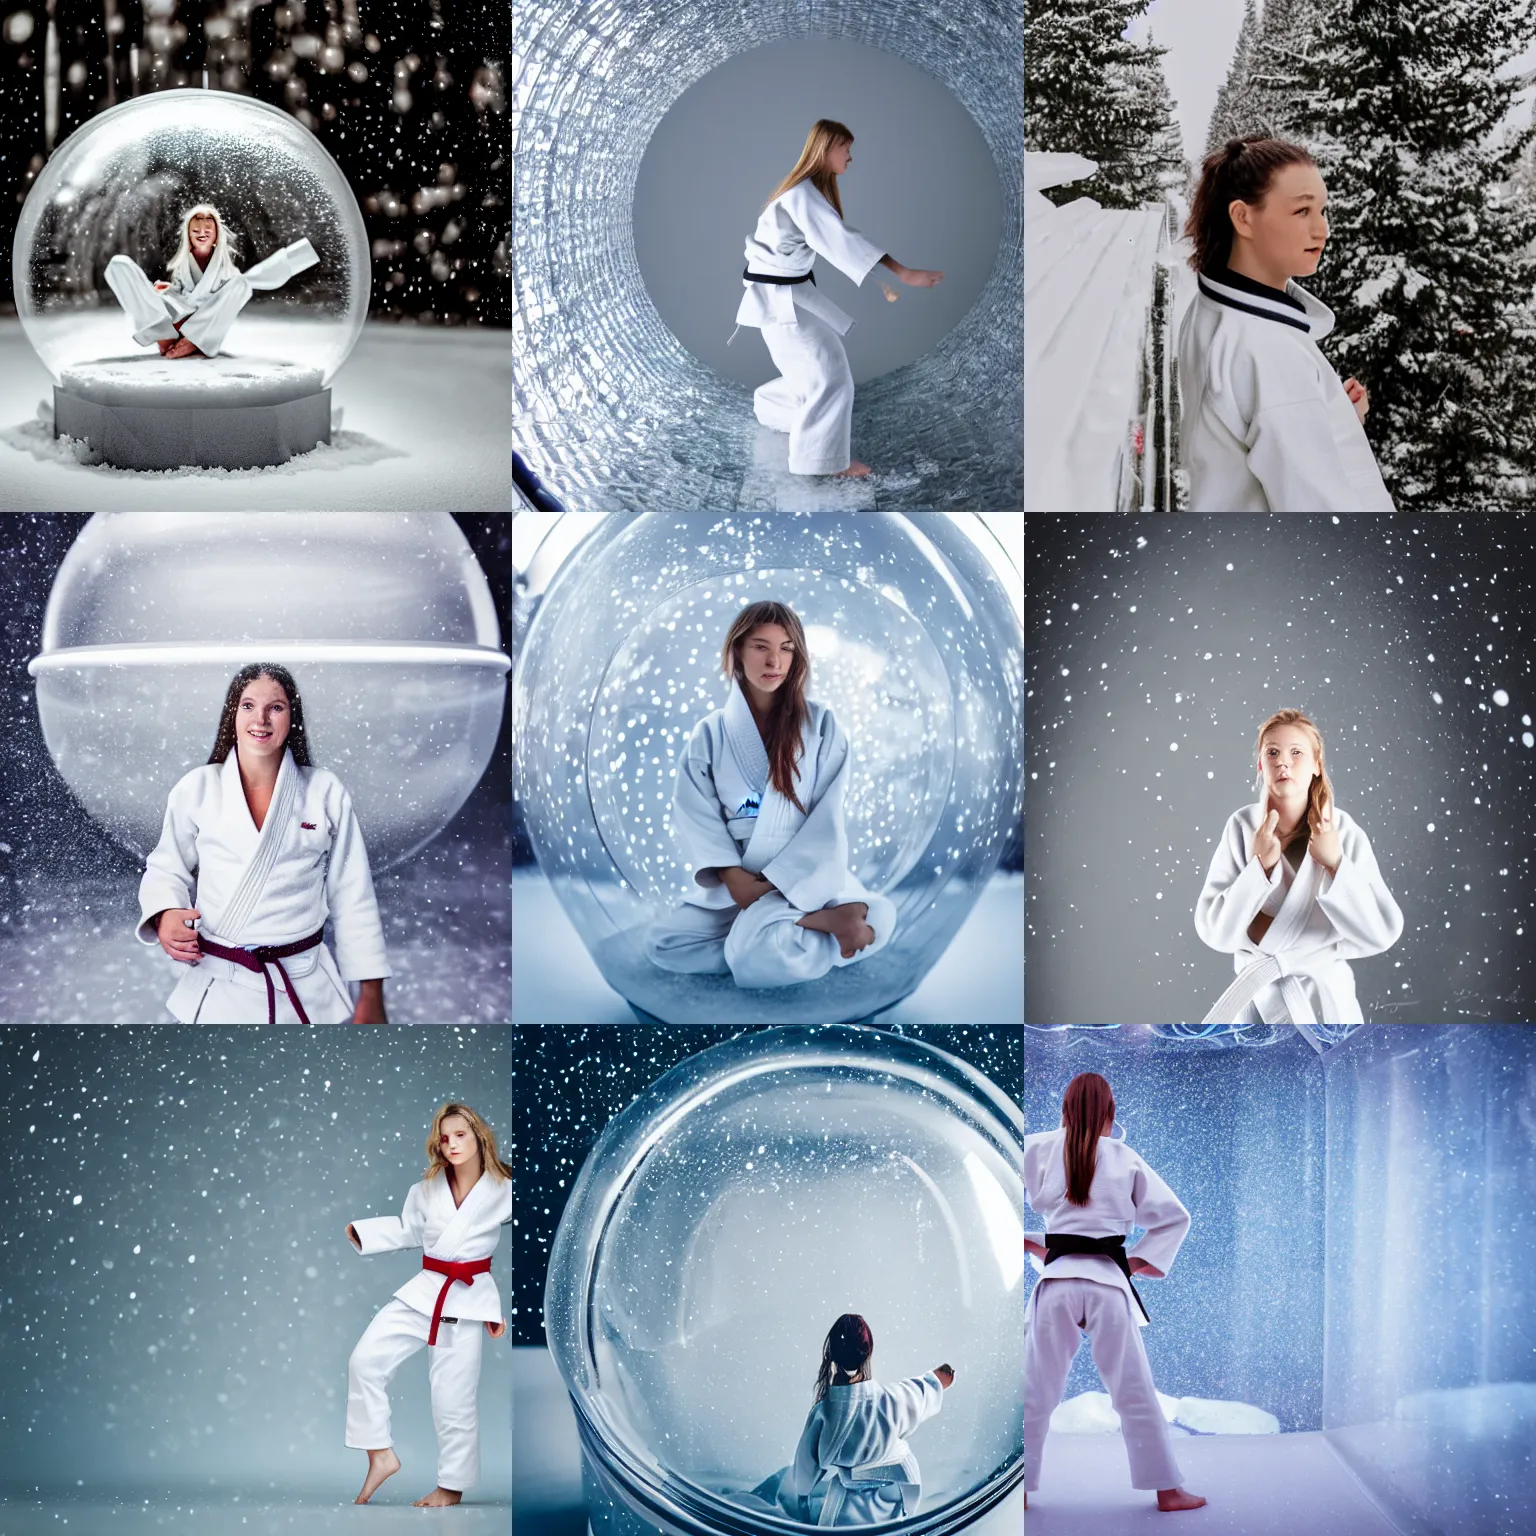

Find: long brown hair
206;663;312;766
766;118;854;218
1184;134;1317;274
424;1101;512;1182
721;601;811;814
813;1313;873;1403
1062;1072;1115;1207
1255;708;1335;837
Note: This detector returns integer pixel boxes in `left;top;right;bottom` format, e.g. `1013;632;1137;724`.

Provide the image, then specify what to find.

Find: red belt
422;1256;492;1346
198;928;324;1025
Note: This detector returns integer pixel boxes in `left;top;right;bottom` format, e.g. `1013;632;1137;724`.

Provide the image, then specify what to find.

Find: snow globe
13;90;370;470
513;513;1023;1025
26;513;509;870
546;1026;1026;1536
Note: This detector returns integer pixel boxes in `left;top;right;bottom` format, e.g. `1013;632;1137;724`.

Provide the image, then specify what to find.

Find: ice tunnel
512;512;1024;1025
1024;1024;1536;1536
513;1;1023;512
546;1027;1026;1536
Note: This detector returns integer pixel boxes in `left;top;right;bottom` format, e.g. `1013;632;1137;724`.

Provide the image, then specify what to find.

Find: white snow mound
1049;1390;1281;1435
59;353;324;408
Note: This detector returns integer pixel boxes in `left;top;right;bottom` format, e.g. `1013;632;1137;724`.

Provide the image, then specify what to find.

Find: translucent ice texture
546;1027;1025;1530
13;91;370;386
513;3;1023;511
28;513;510;870
512;513;1024;1024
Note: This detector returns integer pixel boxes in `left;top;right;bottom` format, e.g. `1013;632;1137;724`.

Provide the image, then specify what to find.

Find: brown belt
198;928;324;1024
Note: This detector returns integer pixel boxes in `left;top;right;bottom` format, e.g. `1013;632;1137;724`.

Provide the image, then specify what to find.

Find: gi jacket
1178;266;1396;512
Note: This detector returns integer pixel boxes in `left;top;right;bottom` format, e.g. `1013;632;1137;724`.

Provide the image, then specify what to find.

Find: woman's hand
485;1318;508;1339
1344;376;1369;423
879;256;945;288
346;1223;361;1251
719;866;776;909
1025;1237;1048;1260
156;907;203;964
352;979;388;1024
1128;1257;1164;1278
1250;808;1282;874
934;1363;956;1388
1308;813;1342;875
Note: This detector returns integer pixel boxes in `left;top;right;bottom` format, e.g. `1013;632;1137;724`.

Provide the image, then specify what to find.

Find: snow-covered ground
0;320;511;509
511;867;1023;1024
0;1493;510;1533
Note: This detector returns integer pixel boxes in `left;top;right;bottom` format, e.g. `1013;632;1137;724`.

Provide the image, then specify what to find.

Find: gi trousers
753;309;856;475
346;1298;485;1492
104;255;253;356
1024;1277;1183;1494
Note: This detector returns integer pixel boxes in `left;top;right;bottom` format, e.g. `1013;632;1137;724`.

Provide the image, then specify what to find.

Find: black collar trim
1198;273;1313;333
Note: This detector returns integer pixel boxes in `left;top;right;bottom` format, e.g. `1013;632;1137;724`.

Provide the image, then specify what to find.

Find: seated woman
646;600;898;990
104;202;318;361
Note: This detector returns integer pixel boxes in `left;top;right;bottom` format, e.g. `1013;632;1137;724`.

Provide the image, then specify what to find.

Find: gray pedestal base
54;385;331;470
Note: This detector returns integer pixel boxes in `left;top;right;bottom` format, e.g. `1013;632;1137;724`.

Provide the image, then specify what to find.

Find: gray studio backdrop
0;1028;510;1501
634;35;1003;387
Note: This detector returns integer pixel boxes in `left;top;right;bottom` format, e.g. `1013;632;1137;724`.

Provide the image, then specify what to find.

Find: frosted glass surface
546;1028;1025;1527
14;91;369;386
27;513;509;870
513;513;1023;1024
513;2;1023;511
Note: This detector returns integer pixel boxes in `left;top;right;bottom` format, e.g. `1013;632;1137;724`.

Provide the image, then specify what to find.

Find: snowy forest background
1027;0;1536;510
0;0;509;326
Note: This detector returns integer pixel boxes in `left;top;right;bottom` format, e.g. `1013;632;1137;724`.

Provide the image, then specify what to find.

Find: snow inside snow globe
545;1026;1026;1536
13;90;370;470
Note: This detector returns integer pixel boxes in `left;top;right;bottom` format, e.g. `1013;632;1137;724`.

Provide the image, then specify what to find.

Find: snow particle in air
1432;692;1443;705
1169;743;1179;752
1426;822;1436;832
1523;733;1534;749
72;1194;82;1205
1492;689;1510;707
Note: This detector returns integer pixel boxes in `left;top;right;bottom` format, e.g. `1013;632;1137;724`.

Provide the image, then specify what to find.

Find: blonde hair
424;1102;512;1182
167;203;240;291
765;119;854;218
1255;708;1334;836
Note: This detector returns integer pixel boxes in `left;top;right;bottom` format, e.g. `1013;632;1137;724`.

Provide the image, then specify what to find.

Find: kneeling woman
1195;708;1402;1025
136;663;391;1023
647;600;898;989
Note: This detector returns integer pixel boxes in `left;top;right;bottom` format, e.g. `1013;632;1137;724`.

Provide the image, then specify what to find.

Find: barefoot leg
837;459;872;478
1157;1487;1208;1512
413;1486;463;1507
354;1447;401;1504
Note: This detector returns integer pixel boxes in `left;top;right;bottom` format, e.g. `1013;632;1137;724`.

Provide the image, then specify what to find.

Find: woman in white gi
752;1313;954;1523
739;119;945;478
646;600;898;989
1196;708;1402;1026
347;1102;511;1507
1024;1072;1205;1514
1178;136;1395;511
136;663;391;1024
104;202;318;360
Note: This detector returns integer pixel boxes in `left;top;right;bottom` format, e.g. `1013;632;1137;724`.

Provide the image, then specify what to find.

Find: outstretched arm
879;253;944;288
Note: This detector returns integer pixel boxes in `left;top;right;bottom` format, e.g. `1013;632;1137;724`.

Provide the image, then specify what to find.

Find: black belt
743;266;816;286
1044;1233;1150;1322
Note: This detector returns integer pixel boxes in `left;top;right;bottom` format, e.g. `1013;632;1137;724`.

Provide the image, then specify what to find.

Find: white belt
1203;951;1339;1026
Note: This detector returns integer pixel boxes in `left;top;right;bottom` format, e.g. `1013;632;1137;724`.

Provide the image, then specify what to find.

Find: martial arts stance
646;600;898;988
1196;708;1402;1026
136;663;391;1024
104;202;318;360
1178;136;1395;511
1024;1072;1205;1514
346;1102;512;1507
749;1313;953;1523
737;119;944;478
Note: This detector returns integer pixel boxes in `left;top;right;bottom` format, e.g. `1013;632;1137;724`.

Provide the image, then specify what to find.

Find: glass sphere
546;1027;1026;1534
513;513;1023;1024
13;90;369;387
27;513;509;871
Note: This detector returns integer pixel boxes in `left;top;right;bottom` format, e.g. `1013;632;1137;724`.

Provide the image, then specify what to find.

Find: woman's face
237;675;291;759
826;138;852;175
439;1115;480;1171
1258;724;1320;808
188;214;218;261
739;623;796;696
1231;162;1328;278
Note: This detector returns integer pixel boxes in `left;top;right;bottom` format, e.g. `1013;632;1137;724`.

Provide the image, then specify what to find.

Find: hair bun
1223;138;1248;161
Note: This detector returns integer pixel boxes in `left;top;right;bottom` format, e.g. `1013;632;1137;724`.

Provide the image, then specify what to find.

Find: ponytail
1185;135;1316;274
813;1313;873;1404
1061;1072;1115;1207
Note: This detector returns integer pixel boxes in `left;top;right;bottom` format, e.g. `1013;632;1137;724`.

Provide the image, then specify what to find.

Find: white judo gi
749;1374;945;1525
105;237;319;358
1195;803;1403;1026
646;680;898;989
347;1171;511;1492
1024;1129;1191;1495
737;181;887;475
135;745;391;1024
1178;266;1396;512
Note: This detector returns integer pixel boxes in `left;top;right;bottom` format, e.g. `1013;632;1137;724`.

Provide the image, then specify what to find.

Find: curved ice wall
514;1;1023;511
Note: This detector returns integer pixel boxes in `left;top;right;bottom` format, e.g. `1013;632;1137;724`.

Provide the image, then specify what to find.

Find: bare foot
837;460;872;478
165;336;204;359
1157;1487;1208;1512
354;1446;400;1504
157;338;176;356
413;1487;463;1507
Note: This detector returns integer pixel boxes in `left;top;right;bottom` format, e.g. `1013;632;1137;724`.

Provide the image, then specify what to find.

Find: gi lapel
186;255;222;305
211;746;301;941
740;711;814;873
1262;844;1324;955
722;680;769;797
429;1171;488;1257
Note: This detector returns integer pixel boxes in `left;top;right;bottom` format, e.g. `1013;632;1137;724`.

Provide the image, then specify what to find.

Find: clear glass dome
546;1027;1026;1534
27;513;509;871
13;90;369;388
513;513;1023;1024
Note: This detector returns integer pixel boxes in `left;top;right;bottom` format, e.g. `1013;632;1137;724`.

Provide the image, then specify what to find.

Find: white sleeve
1314;821;1403;958
136;780;200;945
759;712;854;912
779;1406;824;1507
351;1183;427;1255
671;723;745;889
881;1372;945;1438
1124;1159;1191;1277
1194;813;1282;953
1246;393;1366;513
324;785;392;981
788;184;886;287
243;238;320;291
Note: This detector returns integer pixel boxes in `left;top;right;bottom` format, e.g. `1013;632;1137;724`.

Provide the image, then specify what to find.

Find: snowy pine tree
1206;0;1261;155
1123;33;1190;203
1248;0;1328;138
1298;0;1536;507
